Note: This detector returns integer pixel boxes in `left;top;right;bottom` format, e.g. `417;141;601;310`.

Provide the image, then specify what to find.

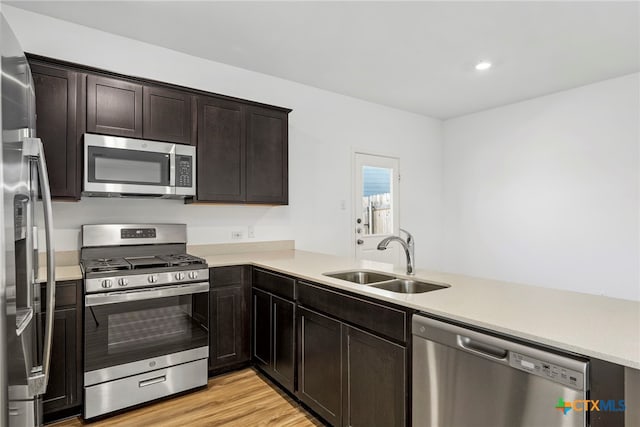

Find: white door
353;152;400;264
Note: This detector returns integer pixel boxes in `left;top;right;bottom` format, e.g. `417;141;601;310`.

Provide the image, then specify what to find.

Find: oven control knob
148;275;158;283
188;271;198;280
101;279;113;288
175;272;185;281
118;278;129;287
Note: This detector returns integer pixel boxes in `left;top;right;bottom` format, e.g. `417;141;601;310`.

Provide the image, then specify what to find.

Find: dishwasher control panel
509;352;585;390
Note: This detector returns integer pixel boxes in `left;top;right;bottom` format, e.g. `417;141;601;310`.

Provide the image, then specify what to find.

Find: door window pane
361;166;392;235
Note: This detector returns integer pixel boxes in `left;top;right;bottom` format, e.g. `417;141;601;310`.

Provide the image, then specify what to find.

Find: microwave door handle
23;137;56;396
169;147;176;190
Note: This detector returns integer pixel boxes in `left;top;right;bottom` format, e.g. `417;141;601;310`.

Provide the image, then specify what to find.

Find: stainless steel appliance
412;315;588;427
83;133;196;198
1;14;57;427
80;224;208;419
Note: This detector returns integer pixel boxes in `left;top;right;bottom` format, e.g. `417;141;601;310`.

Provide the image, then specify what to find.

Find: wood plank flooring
51;368;323;427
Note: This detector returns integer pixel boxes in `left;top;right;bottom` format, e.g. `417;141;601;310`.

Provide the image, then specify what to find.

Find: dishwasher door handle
457;335;508;361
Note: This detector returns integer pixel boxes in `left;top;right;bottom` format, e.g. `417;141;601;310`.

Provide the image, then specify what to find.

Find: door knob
356;239;364;245
356;218;362;224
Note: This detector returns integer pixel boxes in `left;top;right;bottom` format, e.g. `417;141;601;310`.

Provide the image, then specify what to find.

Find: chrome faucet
377;229;415;275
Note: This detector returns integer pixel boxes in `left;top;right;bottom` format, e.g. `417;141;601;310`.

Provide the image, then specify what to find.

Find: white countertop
37;265;83;283
202;249;640;370
38;248;640;369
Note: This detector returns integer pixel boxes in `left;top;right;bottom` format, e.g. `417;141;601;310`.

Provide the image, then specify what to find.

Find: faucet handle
400;228;414;245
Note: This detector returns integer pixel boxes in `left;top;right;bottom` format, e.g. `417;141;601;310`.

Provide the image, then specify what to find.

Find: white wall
3;5;444;268
443;73;640;301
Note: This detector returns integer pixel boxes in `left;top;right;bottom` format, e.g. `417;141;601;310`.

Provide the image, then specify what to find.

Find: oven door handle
85;282;209;307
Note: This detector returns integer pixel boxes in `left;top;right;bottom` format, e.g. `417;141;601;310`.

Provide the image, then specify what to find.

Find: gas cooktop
81;254;206;274
80;224;209;293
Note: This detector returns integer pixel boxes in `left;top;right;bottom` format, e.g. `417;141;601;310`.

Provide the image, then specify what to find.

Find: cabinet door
209;284;249;370
86;75;142;137
30;63;79;199
252;288;272;369
197;97;245;202
298;308;342;426
343;326;406;427
143;86;194;144
245;106;288;204
272;296;295;392
43;309;78;414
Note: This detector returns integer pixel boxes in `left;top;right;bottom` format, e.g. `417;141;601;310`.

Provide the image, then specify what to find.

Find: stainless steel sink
323;270;396;284
370;279;448;294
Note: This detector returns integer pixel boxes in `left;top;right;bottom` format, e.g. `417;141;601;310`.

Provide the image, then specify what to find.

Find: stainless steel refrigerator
1;14;56;427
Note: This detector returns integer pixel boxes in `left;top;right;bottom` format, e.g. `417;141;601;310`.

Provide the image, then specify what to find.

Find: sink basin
370;279;448;294
324;270;396;284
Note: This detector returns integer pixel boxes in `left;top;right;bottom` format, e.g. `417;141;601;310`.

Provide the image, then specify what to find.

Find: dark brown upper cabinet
30;62;80;200
245;106;288;204
197;96;245;202
86;75;143;138
143;86;195;145
27;55;291;205
195;99;290;205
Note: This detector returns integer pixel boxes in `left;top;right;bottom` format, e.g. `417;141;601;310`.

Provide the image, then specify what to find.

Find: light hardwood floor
51;368;323;427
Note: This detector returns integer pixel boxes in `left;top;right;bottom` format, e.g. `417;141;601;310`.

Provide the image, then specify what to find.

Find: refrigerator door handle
23;137;56;396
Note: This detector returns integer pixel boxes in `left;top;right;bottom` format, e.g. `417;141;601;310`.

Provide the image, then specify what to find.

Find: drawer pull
139;375;166;388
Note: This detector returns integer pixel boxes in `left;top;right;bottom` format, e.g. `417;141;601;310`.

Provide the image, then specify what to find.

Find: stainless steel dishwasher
412;315;588;427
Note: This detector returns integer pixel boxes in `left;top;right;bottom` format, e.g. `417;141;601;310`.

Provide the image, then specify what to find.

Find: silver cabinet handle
23;137;56;396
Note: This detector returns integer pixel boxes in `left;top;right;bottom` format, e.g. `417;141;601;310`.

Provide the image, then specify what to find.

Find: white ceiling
7;1;640;119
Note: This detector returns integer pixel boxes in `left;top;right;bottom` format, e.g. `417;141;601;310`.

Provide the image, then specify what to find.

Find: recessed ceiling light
475;61;492;71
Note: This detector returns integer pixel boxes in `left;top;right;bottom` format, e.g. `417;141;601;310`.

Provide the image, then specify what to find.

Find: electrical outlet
248;226;255;238
231;231;244;240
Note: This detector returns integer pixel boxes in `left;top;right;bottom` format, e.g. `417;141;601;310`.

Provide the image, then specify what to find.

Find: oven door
84;282;209;385
83;133;175;196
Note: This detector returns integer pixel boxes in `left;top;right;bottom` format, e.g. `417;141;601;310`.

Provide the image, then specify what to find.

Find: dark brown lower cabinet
297;307;407;427
271;296;295;391
43;309;77;413
209;266;251;372
41;281;82;421
252;288;272;369
343;326;406;427
252;288;296;393
209;285;250;370
296;280;410;427
297;307;343;426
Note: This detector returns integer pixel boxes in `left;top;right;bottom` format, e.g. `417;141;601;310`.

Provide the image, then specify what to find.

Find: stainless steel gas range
80;224;209;419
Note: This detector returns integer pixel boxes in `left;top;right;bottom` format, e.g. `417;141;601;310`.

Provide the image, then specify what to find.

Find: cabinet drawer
211;265;250;288
297;282;407;343
253;268;294;300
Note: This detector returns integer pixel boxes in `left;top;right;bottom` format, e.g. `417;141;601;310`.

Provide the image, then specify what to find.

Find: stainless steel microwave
83;133;196;198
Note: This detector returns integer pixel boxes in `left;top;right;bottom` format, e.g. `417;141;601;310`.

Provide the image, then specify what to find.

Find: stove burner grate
82;257;130;273
82;253;206;274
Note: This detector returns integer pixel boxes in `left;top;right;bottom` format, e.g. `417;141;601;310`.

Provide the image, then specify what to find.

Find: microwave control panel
176;155;193;188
